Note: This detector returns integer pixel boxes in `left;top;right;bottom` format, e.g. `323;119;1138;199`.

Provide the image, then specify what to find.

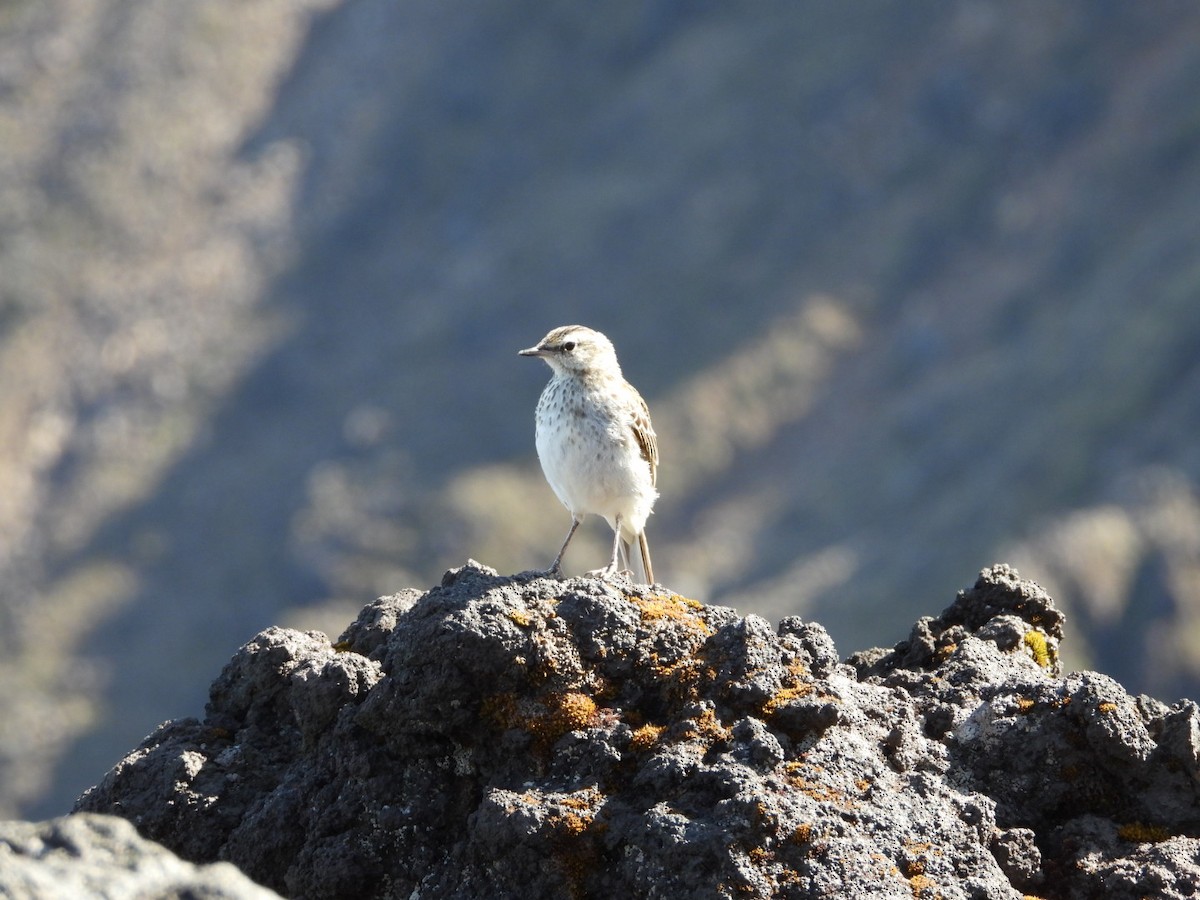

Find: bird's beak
519;345;545;357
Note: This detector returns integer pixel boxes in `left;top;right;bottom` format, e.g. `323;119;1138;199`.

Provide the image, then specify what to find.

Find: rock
0;813;280;899
1047;815;1200;900
73;562;1200;898
849;563;1066;679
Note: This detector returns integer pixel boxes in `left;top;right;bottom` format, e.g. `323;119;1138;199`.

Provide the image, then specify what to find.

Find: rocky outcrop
73;563;1200;898
0;813;281;899
8;2;1200;822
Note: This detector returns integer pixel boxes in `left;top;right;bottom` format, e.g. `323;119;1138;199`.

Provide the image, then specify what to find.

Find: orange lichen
747;846;773;865
551;692;598;729
783;761;843;804
556;812;592;838
902;840;940;881
506;609;532;628
908;873;939;898
1097;701;1118;715
647;652;716;705
629;723;666;751
559;787;602;811
632;593;714;634
481;689;601;751
481;692;519;727
544;790;606;900
679;707;732;745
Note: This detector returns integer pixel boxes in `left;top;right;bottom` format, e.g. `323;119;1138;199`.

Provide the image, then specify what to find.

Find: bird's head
519;325;621;376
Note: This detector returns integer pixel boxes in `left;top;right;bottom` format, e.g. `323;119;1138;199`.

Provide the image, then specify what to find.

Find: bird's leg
589;515;626;578
544;516;581;577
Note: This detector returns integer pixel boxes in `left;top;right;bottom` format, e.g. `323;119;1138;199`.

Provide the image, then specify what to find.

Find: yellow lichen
1022;630;1052;668
1117;822;1171;843
761;657;816;718
1098;701;1118;715
632;593;714;634
762;681;815;717
507;609;532;628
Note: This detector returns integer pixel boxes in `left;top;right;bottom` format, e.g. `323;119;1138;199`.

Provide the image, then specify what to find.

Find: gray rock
1047;815;1200;900
71;562;1200;898
0;813;280;899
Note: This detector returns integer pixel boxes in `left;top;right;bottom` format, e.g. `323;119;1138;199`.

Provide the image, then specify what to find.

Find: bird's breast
533;378;655;521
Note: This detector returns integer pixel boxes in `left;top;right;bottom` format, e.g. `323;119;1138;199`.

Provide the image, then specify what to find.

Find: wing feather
629;391;658;487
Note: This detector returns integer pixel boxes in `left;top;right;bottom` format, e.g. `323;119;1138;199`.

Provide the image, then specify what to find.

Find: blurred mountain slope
3;0;1200;818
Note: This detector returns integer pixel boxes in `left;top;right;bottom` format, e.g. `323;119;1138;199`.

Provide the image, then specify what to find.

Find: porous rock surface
0;812;281;899
74;562;1200;899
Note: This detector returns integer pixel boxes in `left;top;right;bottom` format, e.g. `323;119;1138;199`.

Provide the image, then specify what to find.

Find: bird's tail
638;531;654;584
622;531;655;585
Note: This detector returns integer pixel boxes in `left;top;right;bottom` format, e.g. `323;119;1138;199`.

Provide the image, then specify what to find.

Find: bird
519;325;658;583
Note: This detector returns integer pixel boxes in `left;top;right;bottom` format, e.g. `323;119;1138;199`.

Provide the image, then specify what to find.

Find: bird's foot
586;565;633;581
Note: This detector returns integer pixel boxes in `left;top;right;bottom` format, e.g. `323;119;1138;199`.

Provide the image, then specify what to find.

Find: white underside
534;379;657;539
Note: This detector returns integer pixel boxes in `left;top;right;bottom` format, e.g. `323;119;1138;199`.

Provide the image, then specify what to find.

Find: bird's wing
630;393;658;488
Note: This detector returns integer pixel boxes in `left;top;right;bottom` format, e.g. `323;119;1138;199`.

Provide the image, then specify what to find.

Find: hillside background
4;0;1200;818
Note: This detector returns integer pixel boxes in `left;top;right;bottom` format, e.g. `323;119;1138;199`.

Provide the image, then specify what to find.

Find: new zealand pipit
519;325;658;583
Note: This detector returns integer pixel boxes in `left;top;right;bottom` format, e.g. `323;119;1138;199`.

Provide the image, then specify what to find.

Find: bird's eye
562;341;576;352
